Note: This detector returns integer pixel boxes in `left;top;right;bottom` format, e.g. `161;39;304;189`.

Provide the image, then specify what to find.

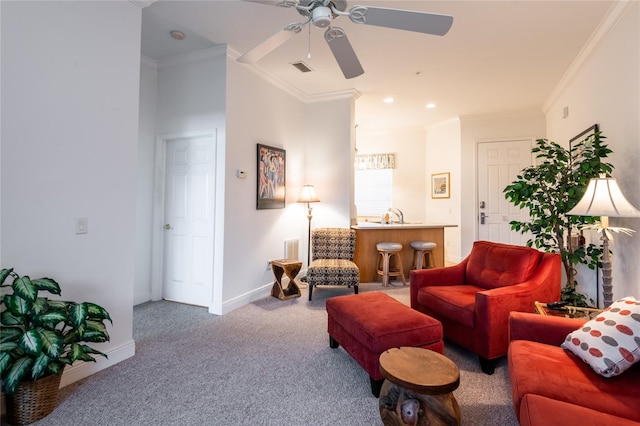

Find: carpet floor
2;282;519;425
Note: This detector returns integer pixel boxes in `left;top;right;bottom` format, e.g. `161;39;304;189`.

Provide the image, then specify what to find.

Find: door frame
150;129;223;314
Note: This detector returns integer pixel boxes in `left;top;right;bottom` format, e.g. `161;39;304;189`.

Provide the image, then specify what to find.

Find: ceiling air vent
291;61;314;73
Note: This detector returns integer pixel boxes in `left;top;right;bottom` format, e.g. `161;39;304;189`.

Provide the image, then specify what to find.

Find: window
354;168;393;216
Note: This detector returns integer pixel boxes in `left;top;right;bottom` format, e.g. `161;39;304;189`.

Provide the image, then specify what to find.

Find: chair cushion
376;242;403;251
417;285;481;328
307;259;359;286
465;241;542;289
519;394;640;426
561;296;640;377
411;241;437;250
312;228;356;260
509;339;640;422
326;292;442;353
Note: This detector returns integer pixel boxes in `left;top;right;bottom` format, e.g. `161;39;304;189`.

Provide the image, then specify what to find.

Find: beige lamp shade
297;185;320;203
568;176;640;218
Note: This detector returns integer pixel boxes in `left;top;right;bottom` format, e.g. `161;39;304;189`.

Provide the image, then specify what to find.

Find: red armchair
410;240;561;374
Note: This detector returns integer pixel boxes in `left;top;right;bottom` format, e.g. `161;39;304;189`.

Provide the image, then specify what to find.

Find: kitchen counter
352;223;457;282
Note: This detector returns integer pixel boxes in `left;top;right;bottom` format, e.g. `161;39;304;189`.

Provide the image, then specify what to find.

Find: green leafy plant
0;268;111;394
503;132;613;306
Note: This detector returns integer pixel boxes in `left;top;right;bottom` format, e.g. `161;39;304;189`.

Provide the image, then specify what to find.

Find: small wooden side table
270;259;302;300
378;346;461;426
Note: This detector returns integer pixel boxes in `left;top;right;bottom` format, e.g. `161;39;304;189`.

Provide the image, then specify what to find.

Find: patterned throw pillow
561;296;640;378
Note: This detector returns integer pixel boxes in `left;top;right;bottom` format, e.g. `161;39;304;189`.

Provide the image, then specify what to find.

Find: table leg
379;380;460;426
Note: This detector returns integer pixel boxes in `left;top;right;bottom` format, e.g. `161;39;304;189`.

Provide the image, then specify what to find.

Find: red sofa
410;240;560;373
508;312;640;425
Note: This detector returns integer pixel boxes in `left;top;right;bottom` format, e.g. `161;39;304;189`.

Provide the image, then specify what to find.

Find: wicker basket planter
5;370;63;426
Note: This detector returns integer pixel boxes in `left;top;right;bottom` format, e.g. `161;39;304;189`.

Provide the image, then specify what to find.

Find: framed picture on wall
431;172;450;199
569;124;599;172
257;143;286;209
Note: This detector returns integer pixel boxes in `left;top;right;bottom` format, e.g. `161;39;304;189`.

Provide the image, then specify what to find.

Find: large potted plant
503;132;613;306
0;267;112;425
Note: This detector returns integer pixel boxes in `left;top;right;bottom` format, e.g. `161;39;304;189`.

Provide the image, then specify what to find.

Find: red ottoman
326;291;444;396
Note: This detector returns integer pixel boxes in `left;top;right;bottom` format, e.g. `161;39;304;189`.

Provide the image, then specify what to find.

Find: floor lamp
297;185;320;270
568;175;640;307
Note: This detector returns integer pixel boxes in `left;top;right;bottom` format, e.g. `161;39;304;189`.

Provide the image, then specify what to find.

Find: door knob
164;224;172;230
480;212;486;225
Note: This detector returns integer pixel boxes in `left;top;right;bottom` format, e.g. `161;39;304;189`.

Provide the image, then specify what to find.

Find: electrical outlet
266;260;272;271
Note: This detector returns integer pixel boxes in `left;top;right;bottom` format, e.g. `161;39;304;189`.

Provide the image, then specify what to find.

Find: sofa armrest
509;311;587;346
409;260;467;309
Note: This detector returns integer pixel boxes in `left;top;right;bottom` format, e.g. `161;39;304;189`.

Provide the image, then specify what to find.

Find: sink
356;222;423;227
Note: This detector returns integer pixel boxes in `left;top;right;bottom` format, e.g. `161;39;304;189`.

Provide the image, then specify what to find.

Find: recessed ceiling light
384;97;394;103
170;30;185;41
426;103;436;109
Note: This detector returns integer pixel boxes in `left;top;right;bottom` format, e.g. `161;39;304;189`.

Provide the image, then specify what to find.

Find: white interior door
477;140;532;245
163;135;215;306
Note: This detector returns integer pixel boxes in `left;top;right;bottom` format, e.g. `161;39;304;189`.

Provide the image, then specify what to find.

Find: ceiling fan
237;0;453;79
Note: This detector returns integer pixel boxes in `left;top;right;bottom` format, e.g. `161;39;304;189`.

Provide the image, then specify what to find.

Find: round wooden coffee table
378;346;460;426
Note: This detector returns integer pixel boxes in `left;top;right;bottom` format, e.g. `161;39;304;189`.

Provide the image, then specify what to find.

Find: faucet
388;208;404;224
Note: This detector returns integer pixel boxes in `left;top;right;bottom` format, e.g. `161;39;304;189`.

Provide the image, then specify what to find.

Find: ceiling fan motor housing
311;6;332;27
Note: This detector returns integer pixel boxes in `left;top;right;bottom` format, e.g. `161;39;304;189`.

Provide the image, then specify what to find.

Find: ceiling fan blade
237;24;302;64
324;27;364;79
348;6;453;36
241;0;299;8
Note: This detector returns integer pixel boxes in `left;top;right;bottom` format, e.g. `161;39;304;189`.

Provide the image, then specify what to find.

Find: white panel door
477;140;532;245
163;136;215;306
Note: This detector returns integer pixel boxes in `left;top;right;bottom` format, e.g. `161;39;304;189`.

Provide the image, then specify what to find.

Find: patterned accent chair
307;228;360;301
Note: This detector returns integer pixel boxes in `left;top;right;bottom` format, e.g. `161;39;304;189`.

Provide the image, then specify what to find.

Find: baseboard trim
60;339;136;388
1;340;136;416
213;283;272;315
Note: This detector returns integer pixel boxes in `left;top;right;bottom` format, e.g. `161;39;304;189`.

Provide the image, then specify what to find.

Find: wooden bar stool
376;242;406;287
411;241;437;270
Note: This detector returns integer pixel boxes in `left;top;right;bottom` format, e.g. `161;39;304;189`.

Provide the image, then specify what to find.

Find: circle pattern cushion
561;296;640;377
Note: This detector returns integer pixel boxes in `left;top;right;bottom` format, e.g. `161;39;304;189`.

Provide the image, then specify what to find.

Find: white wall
356;127;427;223
150;47;227;313
304;96;358;230
426;119;462;263
545;1;640;301
135;58;158;305
1;1;140;386
223;57;308;309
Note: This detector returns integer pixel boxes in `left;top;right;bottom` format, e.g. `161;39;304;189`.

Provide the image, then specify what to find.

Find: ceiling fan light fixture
312;6;333;28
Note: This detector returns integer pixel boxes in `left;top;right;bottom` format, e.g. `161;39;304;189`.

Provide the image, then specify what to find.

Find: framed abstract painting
257;143;286;209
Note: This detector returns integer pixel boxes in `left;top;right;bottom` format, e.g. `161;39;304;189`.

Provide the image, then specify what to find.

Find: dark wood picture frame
569;124;599;172
257;143;286;209
570;123;599;151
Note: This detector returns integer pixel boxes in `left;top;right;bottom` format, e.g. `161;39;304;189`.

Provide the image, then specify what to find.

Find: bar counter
351;223;457;282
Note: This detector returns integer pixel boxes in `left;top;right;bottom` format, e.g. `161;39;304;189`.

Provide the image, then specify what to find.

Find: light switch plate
75;218;88;234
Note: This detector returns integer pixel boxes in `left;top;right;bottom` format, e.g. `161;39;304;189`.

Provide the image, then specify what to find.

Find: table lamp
297;185;320;268
568;175;640;307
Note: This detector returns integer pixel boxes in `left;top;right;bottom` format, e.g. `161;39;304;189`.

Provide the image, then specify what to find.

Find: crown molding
140;55;158;71
306;89;361;103
459;109;544;123
158;45;227;70
129;0;156;9
227;46;360;105
542;0;635;113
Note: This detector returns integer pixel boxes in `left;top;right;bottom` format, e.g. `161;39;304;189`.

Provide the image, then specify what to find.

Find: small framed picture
431;172;450;199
